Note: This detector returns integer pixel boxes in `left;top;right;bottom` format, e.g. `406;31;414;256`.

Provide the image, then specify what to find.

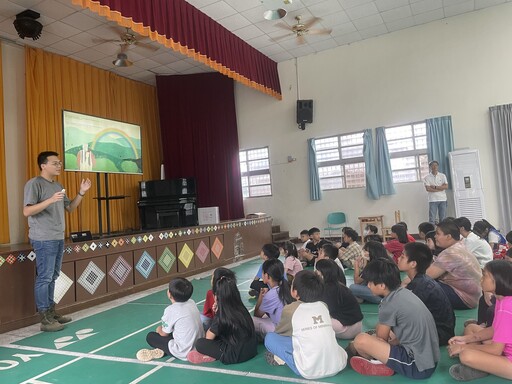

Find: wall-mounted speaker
297;99;313;130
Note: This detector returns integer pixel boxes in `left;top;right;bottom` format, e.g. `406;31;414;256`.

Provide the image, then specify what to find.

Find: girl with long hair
384;224;411;263
448;260;512;381
316;259;363;339
187;274;257;364
253;258;295;338
200;267;235;331
283;241;303;283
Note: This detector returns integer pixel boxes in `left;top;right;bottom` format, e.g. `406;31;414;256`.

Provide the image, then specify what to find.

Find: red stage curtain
73;0;282;100
156;73;244;221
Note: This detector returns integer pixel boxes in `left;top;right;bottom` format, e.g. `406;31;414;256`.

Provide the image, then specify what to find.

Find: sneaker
39;310;65;332
49;304;72;324
449;364;489;381
136;348;165;362
350;356;394;376
264;351;285;366
248;289;258;298
186;350;216;364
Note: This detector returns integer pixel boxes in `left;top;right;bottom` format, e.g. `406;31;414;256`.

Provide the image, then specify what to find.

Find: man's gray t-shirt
24;176;70;241
379;287;440;372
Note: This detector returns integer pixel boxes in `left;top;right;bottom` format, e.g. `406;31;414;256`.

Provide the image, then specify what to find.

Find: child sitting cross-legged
253;258;295;339
188;274;257;364
264;270;347;379
447;259;512;381
249;243;282;297
137;277;204;362
282;241;303;284
397;242;455;346
348;258;440;379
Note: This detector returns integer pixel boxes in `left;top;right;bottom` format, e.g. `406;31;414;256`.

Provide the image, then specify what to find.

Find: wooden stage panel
0;216;272;332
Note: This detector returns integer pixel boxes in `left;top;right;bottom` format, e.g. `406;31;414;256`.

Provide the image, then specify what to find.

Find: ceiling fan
273;16;332;45
92;27;159;66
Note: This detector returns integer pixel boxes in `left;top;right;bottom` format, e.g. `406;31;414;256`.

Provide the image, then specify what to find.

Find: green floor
0;258;508;384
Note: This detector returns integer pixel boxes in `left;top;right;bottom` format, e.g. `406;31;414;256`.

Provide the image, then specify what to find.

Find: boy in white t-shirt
264;270;347;379
137;277;204;362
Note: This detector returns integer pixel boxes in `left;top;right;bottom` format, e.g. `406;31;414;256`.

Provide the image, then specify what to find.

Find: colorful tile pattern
178;244;194;268
135;251;155;279
109;256;132;286
195;241;210;264
54;271;74;304
77;261;105;295
212;237;224;260
158;247;176;274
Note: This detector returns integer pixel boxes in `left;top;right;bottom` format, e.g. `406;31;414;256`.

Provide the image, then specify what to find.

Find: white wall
2;42;26;244
235;3;512;237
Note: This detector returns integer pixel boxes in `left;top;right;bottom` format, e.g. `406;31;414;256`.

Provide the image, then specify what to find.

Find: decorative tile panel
212;237;224;260
78;261;105;295
109;256;132;286
54;271;74;303
178;244;194;268
158;247;176;273
195;241;209;264
135;251;155;279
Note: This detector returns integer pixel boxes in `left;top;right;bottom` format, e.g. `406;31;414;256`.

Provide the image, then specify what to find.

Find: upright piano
137;178;198;230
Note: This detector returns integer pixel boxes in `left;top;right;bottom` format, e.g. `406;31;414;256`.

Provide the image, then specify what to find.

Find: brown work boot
49;304;72;324
39;310;65;332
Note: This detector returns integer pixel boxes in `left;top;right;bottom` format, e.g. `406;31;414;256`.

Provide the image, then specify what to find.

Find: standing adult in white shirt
454;217;493;268
423;160;448;224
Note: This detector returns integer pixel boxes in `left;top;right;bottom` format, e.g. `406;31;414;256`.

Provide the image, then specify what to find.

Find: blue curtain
426;116;454;188
376;127;396;195
363;129;379;200
308;138;322;201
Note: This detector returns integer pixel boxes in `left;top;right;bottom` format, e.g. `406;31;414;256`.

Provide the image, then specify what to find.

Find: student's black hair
364;234;384;243
261;243;280;259
365;224;378;234
454;217;472;232
215;276;255;345
472;220;488;238
441;217;457;223
506;248;512;258
262;259;294;305
506;231;512;244
168;277;193;302
317;239;332;248
391;224;408;244
37;151;59;170
292;270;324;303
403;242;433;275
308;227;320;236
418;222;435;235
361;258;401;291
211;267;236;295
425;230;443;256
316;258;346;286
397;221;408;231
436;220;461;240
300;229;309;236
484;260;512;296
341;227;354;233
283;241;298;259
362;240;390;262
344;228;358;242
321;243;339;260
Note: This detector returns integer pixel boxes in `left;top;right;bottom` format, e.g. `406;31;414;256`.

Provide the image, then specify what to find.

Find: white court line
17;277;253;384
5;344;333;384
129;356;176;384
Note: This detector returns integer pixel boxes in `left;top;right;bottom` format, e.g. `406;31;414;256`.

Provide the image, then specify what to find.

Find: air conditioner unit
449;149;485;224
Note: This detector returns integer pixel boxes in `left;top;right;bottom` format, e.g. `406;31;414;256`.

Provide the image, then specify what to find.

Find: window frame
239;146;272;199
314;131;366;191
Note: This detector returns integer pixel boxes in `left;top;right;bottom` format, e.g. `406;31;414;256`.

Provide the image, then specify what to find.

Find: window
315;132;365;190
385;122;429;183
239;147;272;198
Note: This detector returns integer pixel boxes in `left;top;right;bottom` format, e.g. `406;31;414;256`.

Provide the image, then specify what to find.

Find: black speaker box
70;231;93;242
297;100;313;124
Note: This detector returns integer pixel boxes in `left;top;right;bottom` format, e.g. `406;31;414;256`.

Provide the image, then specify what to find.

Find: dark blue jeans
31;239;64;312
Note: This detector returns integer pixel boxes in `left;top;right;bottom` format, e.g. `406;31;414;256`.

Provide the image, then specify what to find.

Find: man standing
423;160;448;224
23;151;91;332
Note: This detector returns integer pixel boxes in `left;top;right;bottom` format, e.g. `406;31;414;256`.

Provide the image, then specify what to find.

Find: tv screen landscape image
62;110;142;175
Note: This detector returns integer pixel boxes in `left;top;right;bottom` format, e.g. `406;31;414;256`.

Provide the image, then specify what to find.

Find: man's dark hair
362;258;401;291
344;228;358;242
403;242;433;275
292;270;324;303
322;243;339;260
37;151;59;170
418;222;435;235
437;220;461;240
308;227;320;236
300;229;309;236
168;277;193;302
454;217;472;232
262;243;280;259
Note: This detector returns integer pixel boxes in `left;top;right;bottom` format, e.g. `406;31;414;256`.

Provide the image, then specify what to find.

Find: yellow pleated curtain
0;44;9;243
25;47;162;237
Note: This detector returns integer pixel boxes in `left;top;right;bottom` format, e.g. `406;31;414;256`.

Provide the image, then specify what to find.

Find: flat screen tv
62;110;142;174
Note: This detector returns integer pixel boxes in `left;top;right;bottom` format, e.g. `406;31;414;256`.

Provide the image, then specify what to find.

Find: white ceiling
0;0;510;87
